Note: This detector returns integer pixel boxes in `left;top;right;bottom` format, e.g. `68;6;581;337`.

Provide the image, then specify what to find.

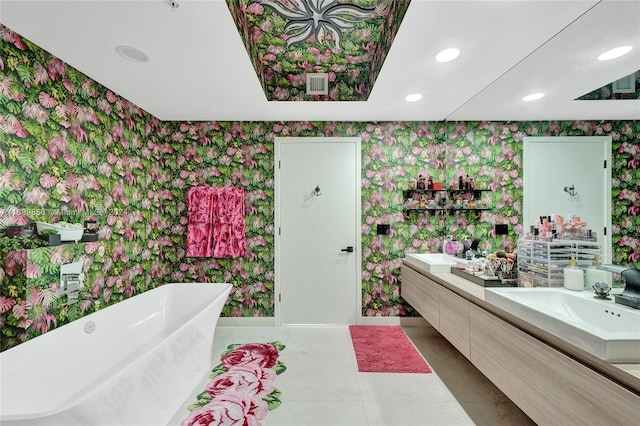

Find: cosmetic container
585;254;611;288
563;255;584;291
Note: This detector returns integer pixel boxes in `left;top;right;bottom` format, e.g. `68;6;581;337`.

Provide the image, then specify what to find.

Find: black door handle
341;246;354;253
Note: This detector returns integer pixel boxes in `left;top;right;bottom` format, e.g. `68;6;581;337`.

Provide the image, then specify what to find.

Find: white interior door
524;136;612;260
275;137;361;325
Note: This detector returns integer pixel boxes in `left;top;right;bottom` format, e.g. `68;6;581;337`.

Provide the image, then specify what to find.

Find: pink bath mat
349;325;432;373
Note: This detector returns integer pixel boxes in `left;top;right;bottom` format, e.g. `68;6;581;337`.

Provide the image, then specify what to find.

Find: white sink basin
404;253;458;273
485;287;640;363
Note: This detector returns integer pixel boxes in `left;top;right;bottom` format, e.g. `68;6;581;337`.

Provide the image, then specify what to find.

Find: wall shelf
448;208;491;214
404;208;448;215
403;189;447;197
447;189;492;196
403;187;492;218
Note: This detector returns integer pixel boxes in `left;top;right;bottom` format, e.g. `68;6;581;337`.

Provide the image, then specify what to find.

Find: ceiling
1;0;638;122
227;0;412;103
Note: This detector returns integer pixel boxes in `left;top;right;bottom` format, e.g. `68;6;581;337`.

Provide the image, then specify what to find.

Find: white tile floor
170;325;535;426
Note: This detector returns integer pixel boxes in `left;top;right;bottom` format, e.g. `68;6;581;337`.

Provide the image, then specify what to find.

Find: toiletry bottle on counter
585;254;611;288
563;255;584;291
444;237;460;256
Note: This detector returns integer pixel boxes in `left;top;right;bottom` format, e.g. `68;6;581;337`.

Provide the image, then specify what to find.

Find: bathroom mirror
523;136;612;260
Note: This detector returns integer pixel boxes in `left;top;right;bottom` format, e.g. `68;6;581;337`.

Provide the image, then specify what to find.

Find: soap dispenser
563;255;584;291
585;254;611;288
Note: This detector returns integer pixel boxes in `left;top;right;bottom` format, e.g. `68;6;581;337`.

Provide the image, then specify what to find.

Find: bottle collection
408;173;477;191
524;214;597;242
518;215;607;291
404;172;486;212
453;175;474;190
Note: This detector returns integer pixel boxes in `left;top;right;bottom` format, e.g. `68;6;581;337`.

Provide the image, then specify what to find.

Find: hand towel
186;186;246;258
211;187;246;258
186;186;215;257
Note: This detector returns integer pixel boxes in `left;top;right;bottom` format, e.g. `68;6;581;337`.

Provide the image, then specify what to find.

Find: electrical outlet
495;224;508;235
377;224;390;236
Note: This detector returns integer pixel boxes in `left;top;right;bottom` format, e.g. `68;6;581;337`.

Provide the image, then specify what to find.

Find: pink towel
187;186;246;258
186;186;215;257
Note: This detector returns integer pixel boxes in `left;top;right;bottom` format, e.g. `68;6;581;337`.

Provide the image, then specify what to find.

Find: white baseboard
217;317;276;327
217;316;428;327
359;316;428;327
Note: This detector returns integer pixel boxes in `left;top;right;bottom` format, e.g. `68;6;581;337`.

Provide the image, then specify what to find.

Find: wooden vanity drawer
401;264;439;330
439;288;470;359
469;304;640;425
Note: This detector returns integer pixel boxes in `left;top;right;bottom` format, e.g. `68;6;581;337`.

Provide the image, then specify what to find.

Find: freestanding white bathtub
0;282;232;426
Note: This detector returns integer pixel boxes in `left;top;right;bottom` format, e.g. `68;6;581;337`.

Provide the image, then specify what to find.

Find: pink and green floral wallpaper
227;0;410;101
577;70;640;100
1;24;638;350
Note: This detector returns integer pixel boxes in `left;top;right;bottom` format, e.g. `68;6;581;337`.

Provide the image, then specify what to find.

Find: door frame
523;136;612;260
274;137;362;326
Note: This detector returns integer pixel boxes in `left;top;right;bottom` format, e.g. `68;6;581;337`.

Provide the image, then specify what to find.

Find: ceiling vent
306;73;329;95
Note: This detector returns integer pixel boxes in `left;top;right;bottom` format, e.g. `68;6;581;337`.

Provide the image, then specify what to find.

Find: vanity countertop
402;260;640;392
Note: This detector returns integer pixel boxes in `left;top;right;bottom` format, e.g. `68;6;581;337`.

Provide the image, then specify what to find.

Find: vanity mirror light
523;136;612;261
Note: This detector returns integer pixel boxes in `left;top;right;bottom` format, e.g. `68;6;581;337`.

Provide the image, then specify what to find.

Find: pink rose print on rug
220;342;280;370
181;342;286;426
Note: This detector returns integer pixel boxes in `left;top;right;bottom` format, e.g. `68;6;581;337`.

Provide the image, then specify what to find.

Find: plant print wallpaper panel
226;0;411;101
0;244;90;350
0;24;638;350
0;25;176;349
577;70;640;100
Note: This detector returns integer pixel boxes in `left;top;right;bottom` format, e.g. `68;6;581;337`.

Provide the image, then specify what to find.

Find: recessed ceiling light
598;46;633;61
115;45;150;63
522;93;544;102
405;93;423;102
435;48;460;63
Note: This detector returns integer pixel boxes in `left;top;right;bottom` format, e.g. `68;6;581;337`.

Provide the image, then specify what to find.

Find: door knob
341;246;354;253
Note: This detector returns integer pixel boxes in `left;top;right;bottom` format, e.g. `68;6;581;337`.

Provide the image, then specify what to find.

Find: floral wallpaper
0;243;88;350
577;70;640;100
0;24;638;350
227;0;410;101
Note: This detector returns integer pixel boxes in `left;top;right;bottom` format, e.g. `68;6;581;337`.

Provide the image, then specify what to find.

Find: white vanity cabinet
401;261;640;426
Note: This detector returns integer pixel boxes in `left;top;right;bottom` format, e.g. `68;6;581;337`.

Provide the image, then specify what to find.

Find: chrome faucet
597;265;640;309
469;238;489;258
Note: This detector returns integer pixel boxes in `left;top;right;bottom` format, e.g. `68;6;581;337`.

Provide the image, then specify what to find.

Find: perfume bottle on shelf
417;174;426;190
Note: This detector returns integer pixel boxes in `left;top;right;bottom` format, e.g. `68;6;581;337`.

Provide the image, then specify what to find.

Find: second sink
485;287;640;362
404;253;458;273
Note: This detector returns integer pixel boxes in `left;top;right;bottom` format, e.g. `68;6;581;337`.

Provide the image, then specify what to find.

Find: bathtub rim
0;282;232;422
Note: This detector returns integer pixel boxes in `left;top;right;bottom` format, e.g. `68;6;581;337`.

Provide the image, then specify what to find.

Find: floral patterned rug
180;342;286;426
